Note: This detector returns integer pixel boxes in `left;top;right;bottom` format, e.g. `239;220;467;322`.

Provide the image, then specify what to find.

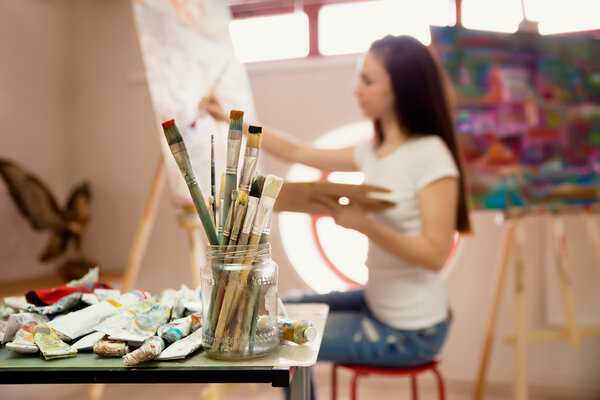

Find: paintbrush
218;172;226;240
212;175;283;350
190;60;230;128
231;177;263;263
211;134;216;224
220;190;238;248
220;111;244;242
162;120;219;245
237;126;262;195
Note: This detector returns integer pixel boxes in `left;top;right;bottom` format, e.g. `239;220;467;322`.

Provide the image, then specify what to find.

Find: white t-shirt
353;135;459;330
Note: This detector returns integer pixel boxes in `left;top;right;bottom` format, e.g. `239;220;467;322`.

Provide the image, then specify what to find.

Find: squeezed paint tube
93;289;121;301
25;292;82;315
81;293;99;305
47;289;148;340
93;335;129;357
259;316;316;344
160;318;192;345
3;296;31;311
2;313;49;344
155;328;203;361
96;299;170;343
66;266;99;287
71;331;106;351
0;300;17;320
122;336;165;366
0;320;6;340
34;325;77;360
6;322;39;354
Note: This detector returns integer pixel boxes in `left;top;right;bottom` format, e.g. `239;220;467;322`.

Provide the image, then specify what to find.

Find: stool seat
332;358;445;400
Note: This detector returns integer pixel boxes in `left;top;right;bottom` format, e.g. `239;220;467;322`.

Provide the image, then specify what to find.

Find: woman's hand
310;194;371;232
198;96;228;123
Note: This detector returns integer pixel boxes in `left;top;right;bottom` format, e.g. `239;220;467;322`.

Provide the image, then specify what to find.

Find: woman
205;34;470;369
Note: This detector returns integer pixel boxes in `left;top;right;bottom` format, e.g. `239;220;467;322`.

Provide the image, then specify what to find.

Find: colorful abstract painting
432;27;600;210
131;0;257;203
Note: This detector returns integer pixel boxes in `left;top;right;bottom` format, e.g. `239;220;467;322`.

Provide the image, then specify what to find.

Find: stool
332;359;445;400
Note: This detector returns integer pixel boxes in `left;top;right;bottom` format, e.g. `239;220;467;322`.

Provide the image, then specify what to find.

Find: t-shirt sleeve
414;137;459;190
353;140;372;170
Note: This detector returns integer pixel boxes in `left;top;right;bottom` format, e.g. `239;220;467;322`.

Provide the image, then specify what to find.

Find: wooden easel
474;207;600;400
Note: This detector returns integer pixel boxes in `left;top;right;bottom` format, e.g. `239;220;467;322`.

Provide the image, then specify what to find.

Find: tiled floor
3;362;593;400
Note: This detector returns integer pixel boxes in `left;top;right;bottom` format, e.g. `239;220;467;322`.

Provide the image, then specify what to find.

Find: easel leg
551;215;581;348
474;220;516;400
514;218;528;400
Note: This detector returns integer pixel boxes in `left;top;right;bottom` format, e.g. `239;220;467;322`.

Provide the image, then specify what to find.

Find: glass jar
201;244;278;360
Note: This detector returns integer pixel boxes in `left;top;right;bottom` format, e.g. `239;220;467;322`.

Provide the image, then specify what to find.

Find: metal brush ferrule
238;148;259;192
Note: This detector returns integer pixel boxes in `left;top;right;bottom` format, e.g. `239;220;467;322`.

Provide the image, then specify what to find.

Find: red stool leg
332;365;338;400
411;374;418;400
431;367;446;400
351;371;360;400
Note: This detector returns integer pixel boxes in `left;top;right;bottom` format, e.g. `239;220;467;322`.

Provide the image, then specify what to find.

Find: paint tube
93;289;121;302
0;300;17;320
71;331;106;351
25;292;82;315
2;313;49;344
122;336;164;366
93;336;129;357
81;293;99;305
0;320;6;341
47;289;148;340
3;296;30;311
155;329;203;361
6;322;39;354
34;325;77;360
95;300;170;343
160;318;192;345
259;316;316;345
190;312;202;332
66;266;99;287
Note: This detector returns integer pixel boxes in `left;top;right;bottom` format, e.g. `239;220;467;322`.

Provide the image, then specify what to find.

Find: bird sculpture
0;158;97;280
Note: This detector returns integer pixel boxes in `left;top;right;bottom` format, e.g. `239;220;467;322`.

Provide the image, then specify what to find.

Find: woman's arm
202;98;358;172
320;176;458;271
242;122;357;172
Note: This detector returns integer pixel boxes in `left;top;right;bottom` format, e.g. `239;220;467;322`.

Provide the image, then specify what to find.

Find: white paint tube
3;296;30;311
6;322;39;354
71;331;106;351
2;313;49;344
47;289;148;340
155;328;203;361
123;336;165;366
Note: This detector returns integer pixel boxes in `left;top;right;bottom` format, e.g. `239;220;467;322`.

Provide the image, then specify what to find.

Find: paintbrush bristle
246;132;262;149
237;191;248;205
162;120;183;146
229;110;244;131
250;175;265;198
262;175;284;200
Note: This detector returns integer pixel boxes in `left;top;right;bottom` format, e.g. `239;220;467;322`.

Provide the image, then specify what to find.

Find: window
462;0;523;33
318;0;441;55
228;12;309;62
537;0;600;35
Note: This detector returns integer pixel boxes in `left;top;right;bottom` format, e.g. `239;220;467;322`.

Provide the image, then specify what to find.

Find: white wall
0;0;69;282
0;0;598;396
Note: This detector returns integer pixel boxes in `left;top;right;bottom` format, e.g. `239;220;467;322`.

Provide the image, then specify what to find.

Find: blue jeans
282;289;451;399
285;288;451;367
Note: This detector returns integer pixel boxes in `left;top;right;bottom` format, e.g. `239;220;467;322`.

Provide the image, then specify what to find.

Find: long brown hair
369;35;471;233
